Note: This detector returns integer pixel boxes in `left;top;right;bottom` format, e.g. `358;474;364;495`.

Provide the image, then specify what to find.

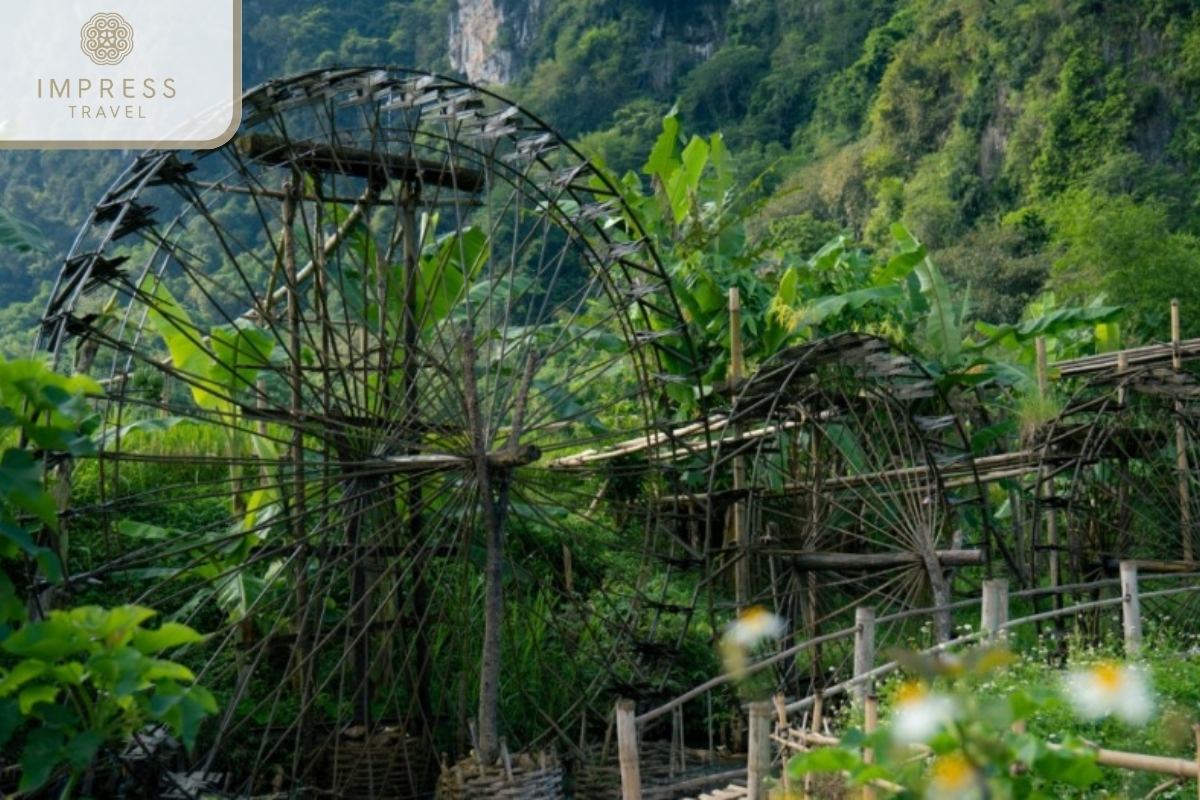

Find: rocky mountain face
449;0;542;84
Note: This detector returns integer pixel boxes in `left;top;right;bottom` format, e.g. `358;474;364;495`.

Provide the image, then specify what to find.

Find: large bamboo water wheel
37;67;705;798
705;333;994;692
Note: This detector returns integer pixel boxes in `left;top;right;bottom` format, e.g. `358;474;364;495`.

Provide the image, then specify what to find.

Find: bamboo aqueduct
30;68;1200;798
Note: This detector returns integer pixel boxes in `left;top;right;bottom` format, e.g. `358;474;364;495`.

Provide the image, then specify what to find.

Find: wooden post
730;287;750;610
1035;336;1049;398
1036;337;1062;596
805;692;824;800
1117;352;1129;406
748;701;772;800
862;695;878;800
1173;300;1193;561
1120;561;1142;657
854;606;875;703
982;579;1009;642
617;700;642;800
1193;724;1200;800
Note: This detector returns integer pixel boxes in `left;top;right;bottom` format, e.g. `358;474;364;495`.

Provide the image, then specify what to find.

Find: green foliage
0;606;216;794
787;646;1110;799
0;205;47;254
0;356;216;795
1044;188;1200;336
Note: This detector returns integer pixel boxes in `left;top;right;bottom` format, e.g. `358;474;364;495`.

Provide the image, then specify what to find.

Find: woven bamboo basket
324;726;434;800
574;741;735;800
435;746;563;800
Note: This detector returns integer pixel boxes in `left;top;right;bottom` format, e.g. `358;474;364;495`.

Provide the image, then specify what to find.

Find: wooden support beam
235;132;486;192
759;550;983;571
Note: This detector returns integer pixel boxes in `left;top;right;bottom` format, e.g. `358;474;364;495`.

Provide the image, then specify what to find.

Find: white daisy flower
925;753;983;800
724;606;786;648
1065;661;1154;726
892;681;958;744
719;607;785;678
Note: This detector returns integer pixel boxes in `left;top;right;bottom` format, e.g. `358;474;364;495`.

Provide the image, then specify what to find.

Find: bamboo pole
731;288;750;610
1174;300;1193;561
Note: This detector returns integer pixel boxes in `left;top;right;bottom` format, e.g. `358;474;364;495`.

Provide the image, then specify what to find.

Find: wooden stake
1194;724;1200;800
863;695;878;800
854;607;876;703
616;699;642;800
805;692;823;799
748;701;772;800
1120;561;1142;657
982;579;1009;642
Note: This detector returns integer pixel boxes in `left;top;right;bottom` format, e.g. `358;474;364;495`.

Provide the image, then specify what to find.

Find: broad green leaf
18;727;65;793
143;658;197;683
215;570;267;620
787;746;860;776
0;206;47;253
95;416;192;450
668;135;710;224
17;683;59;713
141;279;224;412
0;698;19;747
417;227;489;328
147;682;218;750
788;286;903;331
873;238;926;285
896;225;962;365
2;618;86;660
643;106;681;182
0;447;55;527
133;623;206;654
87;646;149;697
1095;320;1121;353
50;662;85;686
0;659;48;695
117;520;184;540
970;306;1124;351
65;605;156;644
209;320;275;395
63;730;103;770
1032;744;1103;787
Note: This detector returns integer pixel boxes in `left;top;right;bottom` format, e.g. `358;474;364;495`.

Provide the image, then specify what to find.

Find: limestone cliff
449;0;541;85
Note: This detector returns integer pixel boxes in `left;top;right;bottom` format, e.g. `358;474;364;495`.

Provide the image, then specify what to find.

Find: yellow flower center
930;753;974;790
1093;663;1122;693
897;680;928;705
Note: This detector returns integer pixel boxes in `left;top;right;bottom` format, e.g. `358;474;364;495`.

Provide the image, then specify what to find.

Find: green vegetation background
5;0;1200;349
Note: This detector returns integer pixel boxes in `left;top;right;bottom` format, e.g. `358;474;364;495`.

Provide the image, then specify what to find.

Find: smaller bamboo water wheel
706;333;993;690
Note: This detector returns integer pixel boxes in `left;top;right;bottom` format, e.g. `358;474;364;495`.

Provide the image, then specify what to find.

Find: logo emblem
80;12;134;66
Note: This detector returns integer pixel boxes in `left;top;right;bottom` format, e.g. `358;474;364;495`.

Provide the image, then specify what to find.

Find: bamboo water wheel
37;67;705;798
1032;365;1200;584
705;333;994;692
